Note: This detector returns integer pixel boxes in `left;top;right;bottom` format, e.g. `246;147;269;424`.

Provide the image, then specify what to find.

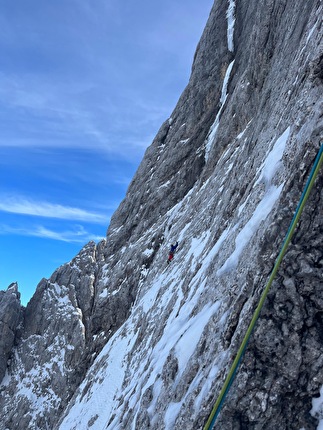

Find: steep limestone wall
0;0;322;429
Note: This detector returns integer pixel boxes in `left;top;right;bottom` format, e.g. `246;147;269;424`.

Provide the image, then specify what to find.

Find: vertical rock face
0;283;21;383
0;247;93;429
0;0;323;429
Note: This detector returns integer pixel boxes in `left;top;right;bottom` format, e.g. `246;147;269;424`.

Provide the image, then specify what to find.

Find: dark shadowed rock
0;283;21;382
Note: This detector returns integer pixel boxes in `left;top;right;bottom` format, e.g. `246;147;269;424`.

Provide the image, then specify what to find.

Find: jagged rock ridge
0;0;322;429
0;283;21;383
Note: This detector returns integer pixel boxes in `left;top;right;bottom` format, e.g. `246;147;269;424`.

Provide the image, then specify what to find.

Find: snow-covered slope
56;127;289;429
1;0;323;429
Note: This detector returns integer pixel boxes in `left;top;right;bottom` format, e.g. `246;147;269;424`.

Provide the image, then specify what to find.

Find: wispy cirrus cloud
0;223;104;243
0;0;213;163
0;72;162;162
0;195;108;224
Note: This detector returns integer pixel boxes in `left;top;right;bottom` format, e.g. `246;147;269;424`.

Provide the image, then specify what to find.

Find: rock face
0;283;21;383
0;0;323;429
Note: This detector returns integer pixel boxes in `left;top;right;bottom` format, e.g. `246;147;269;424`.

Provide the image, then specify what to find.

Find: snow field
58;221;227;429
59;320;139;430
60;122;292;429
216;127;289;275
226;0;236;52
205;59;235;160
217;183;283;275
254;127;290;187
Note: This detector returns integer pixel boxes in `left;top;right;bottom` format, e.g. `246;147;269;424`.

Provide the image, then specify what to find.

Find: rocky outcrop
0;283;21;383
0;0;322;429
205;170;323;430
0;243;98;429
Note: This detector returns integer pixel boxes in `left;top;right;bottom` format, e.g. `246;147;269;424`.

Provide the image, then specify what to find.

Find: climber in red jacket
167;241;178;264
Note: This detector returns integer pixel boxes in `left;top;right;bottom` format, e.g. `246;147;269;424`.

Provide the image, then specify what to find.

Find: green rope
204;143;323;430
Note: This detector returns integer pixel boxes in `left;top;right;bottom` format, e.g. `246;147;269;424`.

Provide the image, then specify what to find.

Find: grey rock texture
0;283;21;383
0;0;323;429
0;242;106;429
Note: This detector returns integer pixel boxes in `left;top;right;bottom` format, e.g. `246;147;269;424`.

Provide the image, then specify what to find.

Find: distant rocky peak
0;282;22;382
6;282;19;296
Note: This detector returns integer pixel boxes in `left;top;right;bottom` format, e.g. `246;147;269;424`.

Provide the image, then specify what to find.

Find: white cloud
0;72;164;162
0;195;108;224
0;0;214;164
0;223;104;243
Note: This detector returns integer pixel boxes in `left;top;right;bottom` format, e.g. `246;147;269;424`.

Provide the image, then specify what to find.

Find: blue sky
0;0;213;305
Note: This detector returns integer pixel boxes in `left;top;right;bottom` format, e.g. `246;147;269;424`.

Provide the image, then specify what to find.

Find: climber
167;241;178;264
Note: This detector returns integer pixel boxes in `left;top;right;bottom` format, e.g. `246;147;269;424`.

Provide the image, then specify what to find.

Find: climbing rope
204;143;323;430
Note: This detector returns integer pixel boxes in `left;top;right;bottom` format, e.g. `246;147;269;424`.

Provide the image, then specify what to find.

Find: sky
0;0;214;305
